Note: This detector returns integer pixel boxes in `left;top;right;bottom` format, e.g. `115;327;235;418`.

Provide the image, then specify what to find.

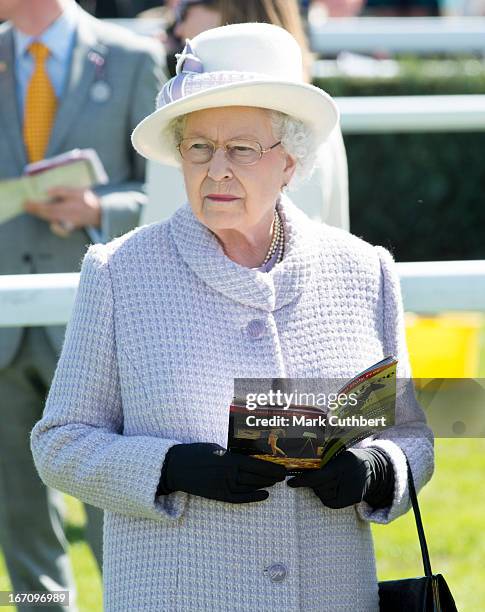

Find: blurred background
2;1;485;610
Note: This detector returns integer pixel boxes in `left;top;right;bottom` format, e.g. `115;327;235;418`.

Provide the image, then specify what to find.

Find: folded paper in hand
0;148;108;225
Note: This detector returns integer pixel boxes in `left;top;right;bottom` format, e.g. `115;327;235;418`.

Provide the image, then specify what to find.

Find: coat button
246;319;266;339
264;563;287;582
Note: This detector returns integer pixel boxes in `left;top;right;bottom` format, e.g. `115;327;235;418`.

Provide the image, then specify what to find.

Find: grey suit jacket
0;8;165;368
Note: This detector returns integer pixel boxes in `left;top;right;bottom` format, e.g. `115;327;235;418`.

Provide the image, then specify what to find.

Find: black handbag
378;455;458;611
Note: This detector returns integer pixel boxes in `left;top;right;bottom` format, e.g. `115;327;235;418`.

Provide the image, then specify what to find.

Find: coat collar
169;194;321;312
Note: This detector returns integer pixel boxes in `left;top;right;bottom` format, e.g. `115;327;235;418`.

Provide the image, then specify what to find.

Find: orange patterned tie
23;41;57;163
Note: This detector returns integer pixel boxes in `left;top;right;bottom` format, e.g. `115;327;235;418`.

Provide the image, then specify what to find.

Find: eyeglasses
177;137;282;166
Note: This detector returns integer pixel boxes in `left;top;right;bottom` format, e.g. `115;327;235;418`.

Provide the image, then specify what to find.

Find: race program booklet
0;148;108;225
227;356;398;474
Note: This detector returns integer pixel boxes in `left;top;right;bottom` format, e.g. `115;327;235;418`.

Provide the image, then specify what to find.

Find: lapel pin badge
88;50;111;103
90;80;111;103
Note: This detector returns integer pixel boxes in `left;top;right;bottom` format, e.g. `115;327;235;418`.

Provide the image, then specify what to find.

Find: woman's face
180;106;296;239
174;5;221;40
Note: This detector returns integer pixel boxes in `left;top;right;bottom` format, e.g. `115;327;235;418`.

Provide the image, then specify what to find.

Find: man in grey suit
0;0;164;607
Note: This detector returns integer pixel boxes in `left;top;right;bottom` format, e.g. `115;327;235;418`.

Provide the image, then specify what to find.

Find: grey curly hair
164;109;319;189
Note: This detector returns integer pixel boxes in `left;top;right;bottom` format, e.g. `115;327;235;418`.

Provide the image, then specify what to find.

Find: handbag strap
404;455;433;577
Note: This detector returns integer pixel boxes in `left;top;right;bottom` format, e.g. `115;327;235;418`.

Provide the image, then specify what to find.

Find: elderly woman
145;0;349;230
31;23;434;612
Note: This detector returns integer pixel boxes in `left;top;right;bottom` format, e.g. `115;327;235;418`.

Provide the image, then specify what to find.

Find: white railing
1;262;484;327
336;95;485;133
398;261;485;313
0;273;78;327
310;17;485;55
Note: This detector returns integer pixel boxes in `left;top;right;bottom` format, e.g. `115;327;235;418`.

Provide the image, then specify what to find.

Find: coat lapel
169;194;320;312
46;11;106;157
0;26;27;169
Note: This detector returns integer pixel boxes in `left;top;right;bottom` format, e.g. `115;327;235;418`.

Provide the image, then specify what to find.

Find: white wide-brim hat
131;22;339;166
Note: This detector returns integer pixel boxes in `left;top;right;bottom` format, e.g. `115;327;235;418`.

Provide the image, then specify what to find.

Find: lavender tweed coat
31;194;434;612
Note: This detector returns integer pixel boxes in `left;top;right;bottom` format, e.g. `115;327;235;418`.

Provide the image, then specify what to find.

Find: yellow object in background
405;312;483;378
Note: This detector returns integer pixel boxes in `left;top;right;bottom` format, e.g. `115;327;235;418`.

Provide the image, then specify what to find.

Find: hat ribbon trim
158;40;204;106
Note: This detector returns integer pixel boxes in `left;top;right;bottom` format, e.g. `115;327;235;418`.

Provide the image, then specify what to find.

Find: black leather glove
156;442;287;504
286;447;395;510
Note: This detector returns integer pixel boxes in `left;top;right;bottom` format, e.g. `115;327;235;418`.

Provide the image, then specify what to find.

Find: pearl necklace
262;210;285;265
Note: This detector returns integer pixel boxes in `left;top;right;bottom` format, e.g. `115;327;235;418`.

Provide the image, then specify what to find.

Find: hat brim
131;80;339;166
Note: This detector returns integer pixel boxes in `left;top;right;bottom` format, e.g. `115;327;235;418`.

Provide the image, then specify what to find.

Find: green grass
1;439;483;611
372;438;485;611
